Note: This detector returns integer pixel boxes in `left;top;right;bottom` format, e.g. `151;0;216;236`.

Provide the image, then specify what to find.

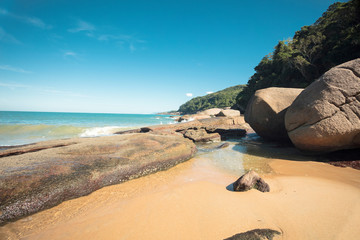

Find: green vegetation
178;85;245;114
236;0;360;110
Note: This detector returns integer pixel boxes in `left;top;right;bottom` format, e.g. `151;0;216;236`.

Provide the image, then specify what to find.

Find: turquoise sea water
0;111;176;146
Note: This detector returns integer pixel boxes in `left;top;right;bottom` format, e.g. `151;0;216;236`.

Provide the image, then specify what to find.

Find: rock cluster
244;58;360;153
177;108;241;122
117;115;249;142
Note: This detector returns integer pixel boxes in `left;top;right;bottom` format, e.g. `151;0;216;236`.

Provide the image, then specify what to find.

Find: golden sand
1;144;359;240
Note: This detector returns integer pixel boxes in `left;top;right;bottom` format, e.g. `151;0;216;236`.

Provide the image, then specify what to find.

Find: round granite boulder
285;58;360;153
244;87;303;141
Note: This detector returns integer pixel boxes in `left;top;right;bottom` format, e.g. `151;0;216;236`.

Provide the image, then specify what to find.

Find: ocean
0;111;177;146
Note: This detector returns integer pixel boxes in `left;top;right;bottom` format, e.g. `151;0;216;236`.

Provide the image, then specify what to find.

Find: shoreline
0;115;359;239
1;142;359;240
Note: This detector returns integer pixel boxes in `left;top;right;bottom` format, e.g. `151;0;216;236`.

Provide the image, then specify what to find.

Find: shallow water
0;111;176;146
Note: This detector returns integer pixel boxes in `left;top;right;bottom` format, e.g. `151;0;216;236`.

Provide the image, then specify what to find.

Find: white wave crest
79;126;122;138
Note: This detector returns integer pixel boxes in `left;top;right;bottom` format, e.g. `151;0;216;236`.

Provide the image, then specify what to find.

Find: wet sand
1;142;360;240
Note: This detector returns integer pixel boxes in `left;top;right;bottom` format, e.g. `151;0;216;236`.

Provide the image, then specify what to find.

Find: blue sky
0;0;343;113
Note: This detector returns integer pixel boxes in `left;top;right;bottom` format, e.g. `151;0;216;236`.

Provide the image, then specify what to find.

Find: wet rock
245;87;303;141
285;58;360;153
215;142;230;149
0;133;197;224
233;170;270;192
183;129;221;142
224;229;281;240
114;128;141;135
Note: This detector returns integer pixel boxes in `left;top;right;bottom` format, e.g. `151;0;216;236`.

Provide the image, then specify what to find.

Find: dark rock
206;127;246;140
245;87;303;141
0;133;197;224
285;58;360;153
115;116;249;140
224;229;281;240
114;128;141;134
233;170;270;192
183;129;221;142
215;142;230;149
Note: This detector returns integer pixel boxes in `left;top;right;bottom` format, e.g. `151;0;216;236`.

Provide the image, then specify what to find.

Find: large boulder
245;87;303;141
285;59;360;153
0;133;197;224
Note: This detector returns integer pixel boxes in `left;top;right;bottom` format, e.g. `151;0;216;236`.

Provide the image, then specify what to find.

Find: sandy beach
1;141;359;240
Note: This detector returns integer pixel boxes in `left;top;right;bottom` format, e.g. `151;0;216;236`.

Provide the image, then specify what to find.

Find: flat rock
0;133;197;224
215;109;241;117
245;87;303;141
197;108;223;116
183;129;221;142
285;58;360;153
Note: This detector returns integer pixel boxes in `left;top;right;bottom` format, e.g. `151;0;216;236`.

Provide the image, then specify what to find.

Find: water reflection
195;133;326;176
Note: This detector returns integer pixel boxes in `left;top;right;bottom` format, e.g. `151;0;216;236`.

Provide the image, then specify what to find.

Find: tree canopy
235;0;360;110
178;85;245;114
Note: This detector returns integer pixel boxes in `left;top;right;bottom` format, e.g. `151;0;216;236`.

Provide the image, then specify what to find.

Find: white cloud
97;34;144;52
64;51;77;57
0;27;21;44
25;17;51;29
129;43;136;52
68;20;145;52
68;20;95;33
186;93;193;97
0;64;31;73
206;91;214;94
0;82;29;88
0;8;51;29
0;81;88;98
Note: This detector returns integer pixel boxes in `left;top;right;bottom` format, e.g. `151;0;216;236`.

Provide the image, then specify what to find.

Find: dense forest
178;85;245;114
235;0;360;110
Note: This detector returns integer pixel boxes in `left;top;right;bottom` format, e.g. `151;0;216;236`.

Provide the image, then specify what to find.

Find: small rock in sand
233;170;270;192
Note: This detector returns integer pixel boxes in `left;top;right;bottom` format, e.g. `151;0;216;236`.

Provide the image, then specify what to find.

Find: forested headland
178;0;360;114
178;85;245;114
235;0;360;110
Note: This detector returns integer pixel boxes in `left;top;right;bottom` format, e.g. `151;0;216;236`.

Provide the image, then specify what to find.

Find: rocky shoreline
0;58;359;229
0;112;251;225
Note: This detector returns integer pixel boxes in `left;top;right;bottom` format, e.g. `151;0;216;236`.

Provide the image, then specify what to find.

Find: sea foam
79;126;123;137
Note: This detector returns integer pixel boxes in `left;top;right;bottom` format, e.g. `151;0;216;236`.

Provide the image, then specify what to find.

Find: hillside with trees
178;85;245;114
235;0;360;110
